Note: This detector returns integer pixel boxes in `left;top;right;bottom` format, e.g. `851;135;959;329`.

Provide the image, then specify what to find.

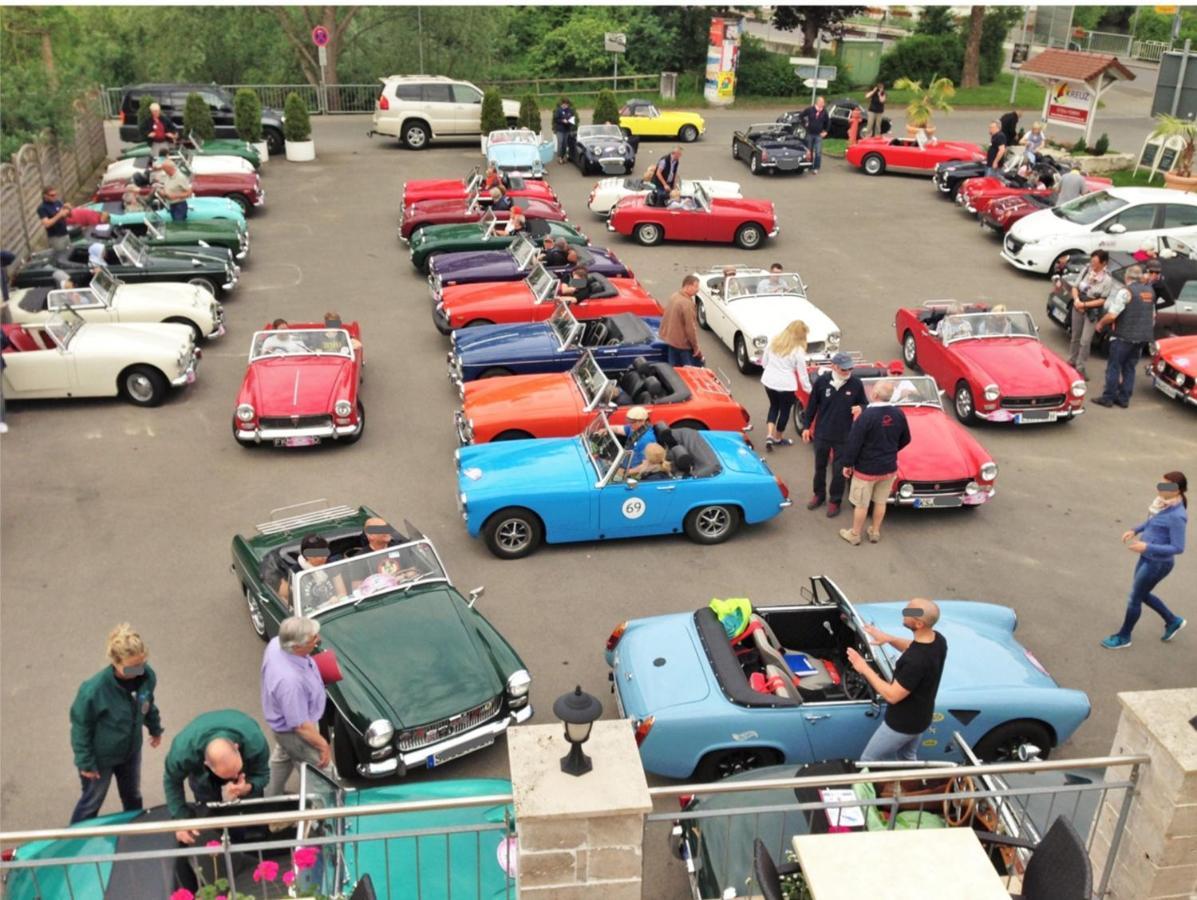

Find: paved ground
2;110;1191;898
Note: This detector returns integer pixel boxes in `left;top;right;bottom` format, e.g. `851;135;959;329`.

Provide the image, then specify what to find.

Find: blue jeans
555;130;571;160
169;201;187;222
809;134;824;170
70;746;143;824
665;346;701;368
860;721;921;762
1100;338;1143;405
1116;557;1179;639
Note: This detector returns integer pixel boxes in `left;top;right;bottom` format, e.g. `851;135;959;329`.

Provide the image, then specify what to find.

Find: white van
368;75;520;150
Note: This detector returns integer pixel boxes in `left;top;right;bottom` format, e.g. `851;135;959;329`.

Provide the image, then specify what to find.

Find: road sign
1012;43;1030;65
1155;6;1178;14
311;25;329;47
605;32;627;54
789;56;818;67
795;65;837;81
803;78;830;89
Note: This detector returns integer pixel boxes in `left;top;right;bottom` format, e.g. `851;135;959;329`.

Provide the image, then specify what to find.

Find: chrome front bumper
235;422;361;443
454;410;474;445
170;352;200;388
891;487;995;508
977;406;1082;424
357;705;533;777
1151;374;1197;406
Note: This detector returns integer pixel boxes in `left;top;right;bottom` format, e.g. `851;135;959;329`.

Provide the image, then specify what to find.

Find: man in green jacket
69;624;164;824
163;708;270;844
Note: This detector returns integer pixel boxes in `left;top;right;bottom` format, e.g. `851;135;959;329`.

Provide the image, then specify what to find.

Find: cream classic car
2;308;199;407
587;175;742;216
4;268;224;342
100;149;255;184
694;267;841;373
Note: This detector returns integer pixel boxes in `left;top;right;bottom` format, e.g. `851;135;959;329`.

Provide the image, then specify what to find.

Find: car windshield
90;267;118;304
940;311;1037;343
570;351;612;410
693;183;712;212
527;264;559;303
581;412;626;482
489;130;537;145
462;166;481;193
143;213;166;240
816;576;894;681
250;329;353;361
114;232;148;267
294;539;449;618
863;376;943;409
548;302;582;348
46;309;85;349
1052;190;1128;225
726;272;804;298
578;124;623;141
508;234;538;270
478;209;499;238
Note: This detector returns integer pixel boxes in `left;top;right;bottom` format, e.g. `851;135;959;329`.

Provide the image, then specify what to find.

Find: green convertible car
71;214;248;261
231;503;532;779
119;133;262;169
408;210;589;274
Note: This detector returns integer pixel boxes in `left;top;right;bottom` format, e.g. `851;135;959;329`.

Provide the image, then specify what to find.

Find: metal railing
1132;39;1171;63
645;750;1149;900
1084;30;1135;56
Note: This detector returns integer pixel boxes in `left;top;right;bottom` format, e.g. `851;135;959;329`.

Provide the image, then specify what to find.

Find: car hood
612;611;712;716
458;436;592;494
455;322;558;362
463;371;579;425
951;338;1075;395
320;588;503;727
579;136;632;155
897;407;989;482
960;177;1014;199
1010;207;1084;241
243;357;353;416
488;144;542;167
70;321;192;355
655;111;704;127
432;250;517;280
115;281;213;311
710;197;775;217
723;296;838;343
1158;335;1197;372
184;156;257;175
442;281;532;315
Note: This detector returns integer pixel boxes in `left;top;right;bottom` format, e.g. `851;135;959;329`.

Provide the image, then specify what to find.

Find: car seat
632;356;652;376
584;321;609;346
617;368;643;403
653;423;676;449
668;445;693;476
2;325;39;353
633;375;664;404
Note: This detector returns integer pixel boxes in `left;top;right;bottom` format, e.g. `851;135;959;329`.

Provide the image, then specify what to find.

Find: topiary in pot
234;88;262;143
1071;136;1087;155
480;89;506;136
136;94;155;137
1092;133;1109;156
893;75;955;135
518;93;541;132
183;92;215;141
283;92;311;142
593;89;621;125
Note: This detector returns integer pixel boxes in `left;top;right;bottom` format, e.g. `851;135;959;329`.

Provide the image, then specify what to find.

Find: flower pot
285;139;316;162
1162;171;1197;193
252;140;270;163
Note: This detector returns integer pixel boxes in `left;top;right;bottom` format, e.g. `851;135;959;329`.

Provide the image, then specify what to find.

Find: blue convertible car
449;301;666;384
606;575;1091;780
429;234;630;298
485;128;556;179
456;413;790;559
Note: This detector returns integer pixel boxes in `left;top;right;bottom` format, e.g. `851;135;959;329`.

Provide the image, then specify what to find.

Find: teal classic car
408;209;589;274
81;195;248;228
230;503;532;779
4;765;516;899
72;214;248;261
119;134;262;168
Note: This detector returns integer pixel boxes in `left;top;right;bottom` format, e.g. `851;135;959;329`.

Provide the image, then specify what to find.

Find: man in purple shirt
261;617;332;795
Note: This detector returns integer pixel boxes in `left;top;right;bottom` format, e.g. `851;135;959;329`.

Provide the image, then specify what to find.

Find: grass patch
822;138;848;158
1106;168;1166;188
844;73;1046;111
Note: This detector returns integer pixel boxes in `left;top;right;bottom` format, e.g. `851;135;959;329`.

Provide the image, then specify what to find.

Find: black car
731;122;813;176
570;123;637;176
777;98;891;140
118;84;285;155
934;151;1066;200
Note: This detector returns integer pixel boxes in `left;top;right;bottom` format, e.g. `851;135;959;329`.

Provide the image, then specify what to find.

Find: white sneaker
0;422;8;434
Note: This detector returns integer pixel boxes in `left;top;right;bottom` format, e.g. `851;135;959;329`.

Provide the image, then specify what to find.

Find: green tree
136;94;155;135
593;88;620;124
283;91;310;141
770;5;864;54
518;93;541;132
480;88;506;135
915;7;957;36
234;88;262;143
183;92;215;140
269;7;360;110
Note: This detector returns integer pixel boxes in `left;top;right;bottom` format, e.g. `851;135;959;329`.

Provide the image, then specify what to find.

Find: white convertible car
587;175;742;216
4;268;224;342
2;308;199;407
101;150;254;185
694;267;841;373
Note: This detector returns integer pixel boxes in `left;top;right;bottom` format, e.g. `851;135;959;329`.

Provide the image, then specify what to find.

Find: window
395;84;422;101
1164;204;1197;229
452;84;482;104
422;84;453;103
1108;204;1160;233
200;91;229;111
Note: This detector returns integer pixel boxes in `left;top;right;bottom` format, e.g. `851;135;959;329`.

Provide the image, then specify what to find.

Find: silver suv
368;76;519;150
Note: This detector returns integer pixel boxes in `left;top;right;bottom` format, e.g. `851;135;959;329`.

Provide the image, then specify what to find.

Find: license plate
913;496;963;509
427;731;494;768
1048;306;1067;325
1014;410;1056;424
279;436;320;447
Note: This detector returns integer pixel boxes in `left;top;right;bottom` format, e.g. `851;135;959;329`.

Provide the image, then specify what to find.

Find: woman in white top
760;319;812;451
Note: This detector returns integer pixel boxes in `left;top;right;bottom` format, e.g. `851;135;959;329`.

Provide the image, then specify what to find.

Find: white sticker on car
622;497;647;519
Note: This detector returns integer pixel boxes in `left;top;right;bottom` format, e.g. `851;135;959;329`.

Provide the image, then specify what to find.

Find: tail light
378;94;389;111
775;477;790;501
633;716;655;747
678;794;694;810
606;621;628;652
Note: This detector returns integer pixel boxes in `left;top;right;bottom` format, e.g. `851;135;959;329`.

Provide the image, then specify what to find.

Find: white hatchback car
368;75;519;150
1001;187;1197;275
587;175;742;216
694;267;841;373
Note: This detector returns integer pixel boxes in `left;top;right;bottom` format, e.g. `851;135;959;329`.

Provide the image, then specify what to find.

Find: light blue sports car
605;575;1091;780
455;412;791;559
81;196;248;228
485;128;556;179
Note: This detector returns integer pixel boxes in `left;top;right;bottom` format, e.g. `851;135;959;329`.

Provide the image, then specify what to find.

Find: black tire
953;380;977;425
243;584;269;641
402;119;431;150
224;193;250;215
695;299;710;331
693;746;781;781
119;365;168;407
974;720;1054;762
479;367;515;379
340;400;365;445
464;318;495;328
749;154;761;175
683;504;741;545
263;128;284;155
483;507;544;560
862;153;886;176
734;333;755;374
735;223;766;250
164;317;203;344
678;124;699;143
634;222;664;246
902;331;920;370
671;419;707;430
731;140;740;160
492;429;533;441
330;715;360;780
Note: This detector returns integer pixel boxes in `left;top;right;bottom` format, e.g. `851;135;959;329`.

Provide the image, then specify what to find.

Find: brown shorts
848;475;896;508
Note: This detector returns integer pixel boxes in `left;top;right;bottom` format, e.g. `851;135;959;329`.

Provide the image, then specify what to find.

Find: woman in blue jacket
1102;472;1188;649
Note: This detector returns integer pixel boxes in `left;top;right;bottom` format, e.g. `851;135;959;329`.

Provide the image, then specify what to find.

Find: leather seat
653;423;676;449
668;445;693;476
633;375;664;404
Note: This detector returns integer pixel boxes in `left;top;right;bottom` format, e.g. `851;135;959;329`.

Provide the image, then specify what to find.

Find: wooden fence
1;94;109;265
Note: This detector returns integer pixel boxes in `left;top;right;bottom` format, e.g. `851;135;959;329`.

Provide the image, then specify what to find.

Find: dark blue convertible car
449;301;665;384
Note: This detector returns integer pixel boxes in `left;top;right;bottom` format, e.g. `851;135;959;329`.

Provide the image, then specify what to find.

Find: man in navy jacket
839;380;911;545
802;352;867;517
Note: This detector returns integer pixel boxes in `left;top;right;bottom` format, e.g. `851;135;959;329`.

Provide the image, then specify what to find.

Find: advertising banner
704;16;744;106
1047;80;1092;127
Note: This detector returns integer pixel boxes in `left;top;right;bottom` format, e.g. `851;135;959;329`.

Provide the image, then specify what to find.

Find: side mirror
625;478;639;489
1107;223;1127;235
467;586;485;608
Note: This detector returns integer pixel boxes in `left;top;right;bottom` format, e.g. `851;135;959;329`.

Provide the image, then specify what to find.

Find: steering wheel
842;666;870;701
944;775;977;826
605;338;620;346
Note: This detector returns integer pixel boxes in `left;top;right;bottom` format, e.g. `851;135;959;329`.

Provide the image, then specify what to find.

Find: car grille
1159;362;1188;387
258;415;333;429
907;478;973;495
398;695;502;751
806;341;825;355
1005;235;1024;255
1000;395;1065;410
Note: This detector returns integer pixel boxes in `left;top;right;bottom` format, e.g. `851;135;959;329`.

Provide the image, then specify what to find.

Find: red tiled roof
1019;49;1135;83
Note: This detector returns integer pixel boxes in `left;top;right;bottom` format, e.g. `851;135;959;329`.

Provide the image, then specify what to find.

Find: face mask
121;663;146;677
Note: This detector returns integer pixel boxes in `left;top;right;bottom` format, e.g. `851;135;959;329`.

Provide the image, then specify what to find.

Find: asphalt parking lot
1;109;1192;896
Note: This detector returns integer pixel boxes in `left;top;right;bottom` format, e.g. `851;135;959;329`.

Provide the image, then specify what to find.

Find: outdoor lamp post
553;685;602;776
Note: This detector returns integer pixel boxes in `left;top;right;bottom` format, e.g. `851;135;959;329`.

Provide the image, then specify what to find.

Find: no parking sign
311;25;329;47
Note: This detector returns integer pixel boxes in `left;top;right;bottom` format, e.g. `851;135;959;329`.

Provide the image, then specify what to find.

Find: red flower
169;890;194;900
252;859;279;883
282;870;296;886
293;846;319;870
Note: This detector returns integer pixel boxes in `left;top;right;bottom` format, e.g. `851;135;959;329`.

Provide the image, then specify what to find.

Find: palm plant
893;76;956;131
1150;114;1197;178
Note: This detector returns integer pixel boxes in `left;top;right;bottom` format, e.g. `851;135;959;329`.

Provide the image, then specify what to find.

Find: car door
1097;203;1163;252
2;332;71;396
913;320;955;390
1158;280;1197;333
163;91;189;131
800;698;882;762
1161;202;1197;246
706;278;736;350
597;476;677;538
422;83;457;135
450;83;484;135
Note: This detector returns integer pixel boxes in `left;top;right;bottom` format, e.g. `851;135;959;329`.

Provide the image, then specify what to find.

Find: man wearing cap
847;598;947;761
261;616;332;795
1094;264;1156;408
658;274;704;367
619;406;655;470
801;352;867;518
839;380;910;545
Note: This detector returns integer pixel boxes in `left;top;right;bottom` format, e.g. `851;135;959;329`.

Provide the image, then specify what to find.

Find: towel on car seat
709;597;753;640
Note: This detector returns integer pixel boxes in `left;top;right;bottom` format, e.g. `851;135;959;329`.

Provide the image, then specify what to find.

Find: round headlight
898;482;914;499
506;669;532;697
335;399;353;417
827;331;841;350
365;719;394;749
983;384;1000;402
1071;380;1087;398
236;403;255;422
1156;359;1166;373
753;335;768;349
980;461;999;482
965;481;981;495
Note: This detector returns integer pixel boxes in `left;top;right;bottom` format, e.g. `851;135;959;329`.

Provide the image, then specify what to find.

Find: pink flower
206;840;221;848
169;890;194;900
293;846;319;870
282;870;296;886
252;859;279;883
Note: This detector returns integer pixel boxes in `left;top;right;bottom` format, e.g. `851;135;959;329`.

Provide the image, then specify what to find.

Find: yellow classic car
618;99;706;142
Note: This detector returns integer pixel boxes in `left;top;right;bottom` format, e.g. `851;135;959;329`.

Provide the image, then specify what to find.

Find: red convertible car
845;136;984;177
958;171;1111;217
1149;335;1197;408
454;349;751;444
402;166;558;206
233;322;364;447
606;183;777;250
95;171;264;215
434;264;660;334
895;302;1086;425
401;196;567;241
979;194;1050;234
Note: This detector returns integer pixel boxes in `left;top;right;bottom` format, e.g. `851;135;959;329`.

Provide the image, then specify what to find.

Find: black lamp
553;685;603;776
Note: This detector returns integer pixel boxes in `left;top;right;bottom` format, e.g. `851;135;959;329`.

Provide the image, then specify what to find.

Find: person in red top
66;208;110;229
140;103;178;158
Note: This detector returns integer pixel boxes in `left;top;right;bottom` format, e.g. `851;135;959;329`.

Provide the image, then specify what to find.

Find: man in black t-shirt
985;121;1008;175
846;597;948;762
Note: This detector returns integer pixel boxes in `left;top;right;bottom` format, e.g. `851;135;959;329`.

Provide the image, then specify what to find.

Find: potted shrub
480;88;506;153
893;75;955;136
593;89;621;125
234;88;267;162
1151;114;1197;193
518;93;541;133
283;92;315;162
183;92;216;142
136;94;155;139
